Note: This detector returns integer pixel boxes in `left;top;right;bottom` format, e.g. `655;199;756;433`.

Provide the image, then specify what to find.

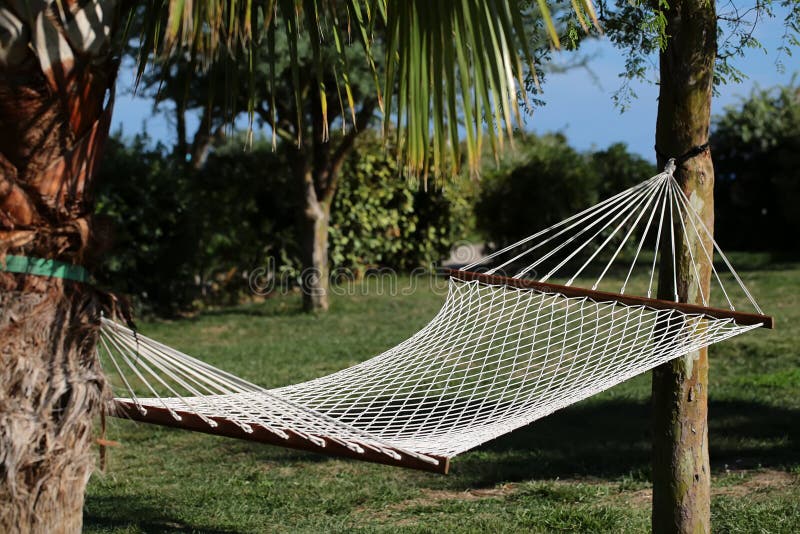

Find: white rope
99;332;147;415
667;178;679;302
668;178;732;309
97;168;768;466
621;176;669;295
101;318;441;465
647;174;671;298
514;177;663;279
99;278;759;459
667;178;708;307
569;176;666;287
668;177;763;313
462;175;662;272
592;175;664;291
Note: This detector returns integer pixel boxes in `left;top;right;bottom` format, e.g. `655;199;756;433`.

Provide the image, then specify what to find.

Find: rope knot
655;142;710;169
663;158;677;176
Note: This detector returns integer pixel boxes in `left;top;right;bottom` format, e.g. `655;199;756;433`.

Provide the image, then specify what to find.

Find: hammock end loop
664;158;677;176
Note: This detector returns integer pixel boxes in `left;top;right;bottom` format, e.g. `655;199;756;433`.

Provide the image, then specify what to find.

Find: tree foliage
711;82;800;253
577;1;800;110
476;134;656;248
94;131;471;314
132;0;584;178
94;133;297;313
330;133;474;273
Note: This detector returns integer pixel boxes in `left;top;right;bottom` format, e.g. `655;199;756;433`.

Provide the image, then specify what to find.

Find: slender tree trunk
651;0;717;532
291;156;331;312
175;101;188;165
278;94;373;313
0;4;120;531
190;107;224;171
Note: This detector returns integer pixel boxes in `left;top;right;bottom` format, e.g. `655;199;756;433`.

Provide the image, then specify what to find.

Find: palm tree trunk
0;278;107;533
0;3;120;531
651;0;717;532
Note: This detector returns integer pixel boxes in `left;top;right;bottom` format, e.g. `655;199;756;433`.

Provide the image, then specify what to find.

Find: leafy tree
591;142;659;198
559;3;799;529
136;6;560;312
94;133;200;313
94;132;297;314
477;134;600;249
94;131;468;312
330;132;471;273
711;83;800;253
0;2;543;530
0;1;796;532
476;135;655;249
138;27;382;312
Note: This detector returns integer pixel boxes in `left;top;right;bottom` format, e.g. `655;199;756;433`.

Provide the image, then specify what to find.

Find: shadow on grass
93;397;799;497
84;398;797;530
443;398;799;488
204;396;798;490
189;302;306;320
84;494;243;534
222;439;336;465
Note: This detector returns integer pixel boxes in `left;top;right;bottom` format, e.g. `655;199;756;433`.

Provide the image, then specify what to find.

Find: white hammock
98;162;772;473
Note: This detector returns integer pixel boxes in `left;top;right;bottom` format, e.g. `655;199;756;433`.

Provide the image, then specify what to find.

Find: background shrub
711;83;800;253
475;134;655;249
330;133;472;274
95;131;470;313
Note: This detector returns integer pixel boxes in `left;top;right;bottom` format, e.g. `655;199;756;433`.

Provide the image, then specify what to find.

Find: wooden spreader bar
445;269;774;329
112;400;450;474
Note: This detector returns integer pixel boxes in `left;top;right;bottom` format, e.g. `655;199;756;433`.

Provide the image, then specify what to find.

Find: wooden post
651;0;717;532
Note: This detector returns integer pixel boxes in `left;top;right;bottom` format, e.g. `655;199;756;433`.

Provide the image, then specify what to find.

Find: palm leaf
135;0;598;178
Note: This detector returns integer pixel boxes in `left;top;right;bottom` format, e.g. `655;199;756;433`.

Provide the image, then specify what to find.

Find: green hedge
476;134;656;249
330;133;473;274
95;131;471;314
95;130;651;314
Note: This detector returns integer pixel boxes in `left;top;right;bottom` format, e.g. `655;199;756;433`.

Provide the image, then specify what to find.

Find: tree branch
320;99;378;204
256;104;296;144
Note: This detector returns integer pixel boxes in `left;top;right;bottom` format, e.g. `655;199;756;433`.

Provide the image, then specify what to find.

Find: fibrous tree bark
0;2;120;531
651;0;717;532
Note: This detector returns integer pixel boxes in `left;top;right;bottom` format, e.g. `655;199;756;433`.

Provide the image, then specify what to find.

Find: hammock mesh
98;163;771;472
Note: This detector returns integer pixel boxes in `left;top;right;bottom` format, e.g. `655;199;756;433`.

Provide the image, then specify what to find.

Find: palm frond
135;0;598;178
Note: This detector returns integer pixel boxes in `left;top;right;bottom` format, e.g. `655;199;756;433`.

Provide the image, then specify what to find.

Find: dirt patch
356;484;518;527
199;324;230;336
402;483;517;508
614;470;797;509
714;470;796;498
356;483;517;518
624;488;654;508
357;469;797;524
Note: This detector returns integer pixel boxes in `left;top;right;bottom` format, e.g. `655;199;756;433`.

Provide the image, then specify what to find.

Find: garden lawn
85;258;800;533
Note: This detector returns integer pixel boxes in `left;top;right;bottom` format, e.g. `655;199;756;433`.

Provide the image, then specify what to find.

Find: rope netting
462;161;764;316
98;162;771;471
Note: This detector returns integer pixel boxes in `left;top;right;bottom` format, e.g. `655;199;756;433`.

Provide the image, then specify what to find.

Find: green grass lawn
85;260;800;533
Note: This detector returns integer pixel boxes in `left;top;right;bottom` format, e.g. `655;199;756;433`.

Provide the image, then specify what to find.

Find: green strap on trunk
1;255;89;283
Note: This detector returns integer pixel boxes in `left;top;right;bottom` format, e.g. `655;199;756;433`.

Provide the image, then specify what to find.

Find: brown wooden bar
445;269;774;329
112;400;450;474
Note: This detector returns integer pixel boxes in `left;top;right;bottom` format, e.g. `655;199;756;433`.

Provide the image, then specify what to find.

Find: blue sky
112;5;798;162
